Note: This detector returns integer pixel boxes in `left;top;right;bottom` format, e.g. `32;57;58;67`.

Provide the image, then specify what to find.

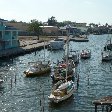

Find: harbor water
0;34;112;112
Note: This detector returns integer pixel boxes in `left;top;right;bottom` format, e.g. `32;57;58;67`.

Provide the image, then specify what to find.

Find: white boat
49;36;75;103
48;38;64;50
0;79;3;84
80;49;91;59
48;80;75;103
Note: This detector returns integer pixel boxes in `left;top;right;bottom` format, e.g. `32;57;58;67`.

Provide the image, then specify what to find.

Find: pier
0;39;50;59
93;96;112;112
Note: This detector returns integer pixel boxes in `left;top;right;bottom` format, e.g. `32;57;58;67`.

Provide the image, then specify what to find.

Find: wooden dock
93;96;112;112
0;40;49;59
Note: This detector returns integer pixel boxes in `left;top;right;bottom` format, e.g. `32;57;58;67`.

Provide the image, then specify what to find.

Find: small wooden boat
48;80;75;103
80;49;91;59
24;61;51;77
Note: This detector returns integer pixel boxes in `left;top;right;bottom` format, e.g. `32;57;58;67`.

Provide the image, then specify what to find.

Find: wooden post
95;104;97;112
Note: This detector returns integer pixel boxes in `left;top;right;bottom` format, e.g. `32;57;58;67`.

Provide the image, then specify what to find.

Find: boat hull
48;87;74;103
24;67;51;77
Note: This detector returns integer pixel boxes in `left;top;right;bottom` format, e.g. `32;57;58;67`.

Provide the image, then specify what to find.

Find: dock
93;96;112;112
0;40;49;59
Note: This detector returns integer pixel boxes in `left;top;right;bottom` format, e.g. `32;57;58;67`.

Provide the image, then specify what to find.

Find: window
5;31;10;35
0;31;2;39
12;31;17;36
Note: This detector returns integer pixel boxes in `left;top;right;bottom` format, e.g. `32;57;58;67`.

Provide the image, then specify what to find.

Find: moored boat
51;60;75;82
101;51;112;62
48;38;65;50
24;61;51;77
48;80;75;103
80;49;91;59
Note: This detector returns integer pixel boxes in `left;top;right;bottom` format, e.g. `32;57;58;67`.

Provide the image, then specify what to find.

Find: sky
0;0;112;25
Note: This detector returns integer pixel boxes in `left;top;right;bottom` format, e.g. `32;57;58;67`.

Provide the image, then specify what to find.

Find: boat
64;50;80;64
0;79;3;84
51;37;75;82
48;37;65;50
101;51;112;62
24;41;51;77
49;35;75;103
104;38;112;51
51;60;75;82
24;61;51;77
80;49;91;59
70;35;89;42
48;80;75;103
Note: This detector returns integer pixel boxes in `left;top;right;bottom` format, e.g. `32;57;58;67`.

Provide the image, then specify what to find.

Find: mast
44;40;45;63
65;27;70;82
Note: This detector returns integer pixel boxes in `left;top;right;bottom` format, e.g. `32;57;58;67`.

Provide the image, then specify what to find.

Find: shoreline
0;35;69;59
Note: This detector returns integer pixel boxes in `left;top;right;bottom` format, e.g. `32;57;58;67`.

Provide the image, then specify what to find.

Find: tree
10;19;17;23
48;16;57;26
28;19;42;40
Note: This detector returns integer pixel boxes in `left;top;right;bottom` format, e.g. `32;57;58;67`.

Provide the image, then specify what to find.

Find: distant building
40;26;59;36
74;23;87;27
59;25;81;36
5;22;29;36
0;19;19;50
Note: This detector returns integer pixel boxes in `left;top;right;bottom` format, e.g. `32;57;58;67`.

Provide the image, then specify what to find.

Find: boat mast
65;27;70;82
44;40;45;63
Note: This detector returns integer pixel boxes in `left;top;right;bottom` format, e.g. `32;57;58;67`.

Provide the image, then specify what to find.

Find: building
5;22;29;36
59;25;81;36
0;19;19;50
40;26;59;36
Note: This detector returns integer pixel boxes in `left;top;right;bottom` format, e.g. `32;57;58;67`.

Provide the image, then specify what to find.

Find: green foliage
48;16;57;26
10;19;17;23
28;19;43;37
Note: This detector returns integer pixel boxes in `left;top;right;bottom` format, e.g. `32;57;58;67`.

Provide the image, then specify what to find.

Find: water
0;34;112;112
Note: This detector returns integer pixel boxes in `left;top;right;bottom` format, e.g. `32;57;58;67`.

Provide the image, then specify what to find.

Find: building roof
5;26;19;31
0;18;8;22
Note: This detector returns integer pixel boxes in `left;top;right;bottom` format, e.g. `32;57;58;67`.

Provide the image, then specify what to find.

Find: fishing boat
64;50;80;64
80;49;91;59
51;60;75;82
101;51;112;62
24;41;51;77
